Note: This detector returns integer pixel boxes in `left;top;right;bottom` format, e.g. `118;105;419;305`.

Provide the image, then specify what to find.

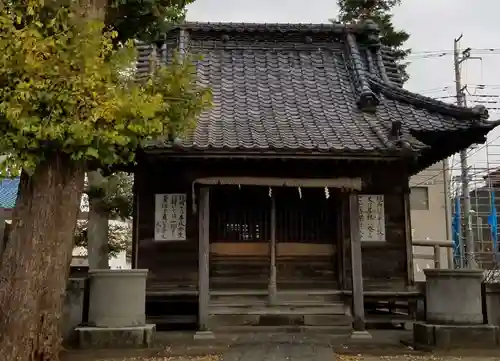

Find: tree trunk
87;171;110;270
0;153;84;361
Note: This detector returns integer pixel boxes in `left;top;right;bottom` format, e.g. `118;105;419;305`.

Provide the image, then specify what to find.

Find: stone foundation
413;322;499;349
75;324;156;349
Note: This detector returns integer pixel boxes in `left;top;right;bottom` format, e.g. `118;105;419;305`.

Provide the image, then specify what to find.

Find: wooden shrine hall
132;22;500;336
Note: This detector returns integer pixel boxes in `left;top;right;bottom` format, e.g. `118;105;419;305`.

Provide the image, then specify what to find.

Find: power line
409;48;500;56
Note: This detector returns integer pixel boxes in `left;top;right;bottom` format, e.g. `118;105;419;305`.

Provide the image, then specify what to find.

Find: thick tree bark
87;171;109;270
0;153;84;361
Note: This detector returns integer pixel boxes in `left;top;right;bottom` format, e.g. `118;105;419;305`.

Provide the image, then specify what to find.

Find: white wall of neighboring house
71;245;131;269
409;160;451;281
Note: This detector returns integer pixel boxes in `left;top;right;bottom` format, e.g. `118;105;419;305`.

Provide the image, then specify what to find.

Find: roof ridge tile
368;75;489;120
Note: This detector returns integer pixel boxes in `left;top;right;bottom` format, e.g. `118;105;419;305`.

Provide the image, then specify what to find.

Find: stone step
210;325;353;335
147;315;197;325
207;313;352;329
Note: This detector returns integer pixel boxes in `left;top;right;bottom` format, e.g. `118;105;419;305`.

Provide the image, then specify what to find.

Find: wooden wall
135;156;412;294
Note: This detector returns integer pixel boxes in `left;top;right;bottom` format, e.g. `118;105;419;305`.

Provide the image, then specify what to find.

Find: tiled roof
0;177;19;209
137;22;499;156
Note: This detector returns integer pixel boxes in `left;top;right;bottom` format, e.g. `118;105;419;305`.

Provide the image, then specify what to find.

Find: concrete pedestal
76;324;156;349
414;322;499;349
414;269;495;349
78;269;154;349
424;268;483;325
88;269;148;328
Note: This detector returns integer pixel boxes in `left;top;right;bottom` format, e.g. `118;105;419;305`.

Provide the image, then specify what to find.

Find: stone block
88;269;148;328
76;324;155;349
207;314;260;328
303;315;352;326
424;269;483;325
414;322;499;349
413;322;435;345
62;278;86;345
350;330;372;340
485;283;500;326
193;331;215;340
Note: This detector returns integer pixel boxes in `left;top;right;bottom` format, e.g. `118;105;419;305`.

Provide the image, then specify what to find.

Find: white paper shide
154;193;187;241
358;194;386;242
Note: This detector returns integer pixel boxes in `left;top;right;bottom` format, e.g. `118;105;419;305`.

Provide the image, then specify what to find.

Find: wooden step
209;304;347;315
210;290;343;305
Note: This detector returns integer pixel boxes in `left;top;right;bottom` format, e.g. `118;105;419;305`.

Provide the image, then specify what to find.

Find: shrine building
131;22;499;336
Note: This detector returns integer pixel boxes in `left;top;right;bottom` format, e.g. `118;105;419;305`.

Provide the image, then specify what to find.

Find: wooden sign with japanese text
358;194;386;242
154;193;187;241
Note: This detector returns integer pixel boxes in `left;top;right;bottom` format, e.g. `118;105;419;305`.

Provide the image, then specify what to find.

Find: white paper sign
154;193;187;241
358;194;386;242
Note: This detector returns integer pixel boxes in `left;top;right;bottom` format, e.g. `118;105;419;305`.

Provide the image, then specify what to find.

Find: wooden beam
349;194;369;335
197;187;211;332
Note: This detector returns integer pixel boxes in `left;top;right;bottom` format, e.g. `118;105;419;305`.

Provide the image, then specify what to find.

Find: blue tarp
452;196;461;265
488;190;498;252
0;177;19;209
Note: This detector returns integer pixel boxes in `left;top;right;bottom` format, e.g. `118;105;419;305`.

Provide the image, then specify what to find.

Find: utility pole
453;35;476;268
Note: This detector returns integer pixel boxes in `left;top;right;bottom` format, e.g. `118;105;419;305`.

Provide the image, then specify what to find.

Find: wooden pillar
268;195;277;305
349;194;371;339
403;191;415;285
195;187;214;339
131;176;139;269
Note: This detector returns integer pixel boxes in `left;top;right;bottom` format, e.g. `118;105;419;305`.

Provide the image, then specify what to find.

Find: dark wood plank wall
136;162;199;293
343;174;409;290
136;157;411;293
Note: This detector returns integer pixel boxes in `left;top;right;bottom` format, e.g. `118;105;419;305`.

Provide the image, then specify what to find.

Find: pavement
221;343;334;361
61;330;500;361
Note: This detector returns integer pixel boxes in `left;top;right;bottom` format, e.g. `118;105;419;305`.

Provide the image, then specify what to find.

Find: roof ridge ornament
346;32;380;112
357;90;379;112
471;104;489;120
359;19;381;48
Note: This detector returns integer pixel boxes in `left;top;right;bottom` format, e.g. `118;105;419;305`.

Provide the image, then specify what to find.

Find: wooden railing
413;240;454;269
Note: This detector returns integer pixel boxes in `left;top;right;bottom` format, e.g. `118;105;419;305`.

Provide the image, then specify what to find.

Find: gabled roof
136;22;499;163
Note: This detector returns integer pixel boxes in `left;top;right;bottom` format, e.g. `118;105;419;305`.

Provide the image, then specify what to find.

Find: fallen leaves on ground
337;356;500;361
96;355;221;361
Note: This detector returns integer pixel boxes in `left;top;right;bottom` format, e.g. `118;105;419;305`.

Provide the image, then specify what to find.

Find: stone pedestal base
413;322;499;349
350;330;372;340
75;324;155;349
194;330;215;340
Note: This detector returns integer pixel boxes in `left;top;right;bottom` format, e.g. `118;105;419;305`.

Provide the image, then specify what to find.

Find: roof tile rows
136;22;497;155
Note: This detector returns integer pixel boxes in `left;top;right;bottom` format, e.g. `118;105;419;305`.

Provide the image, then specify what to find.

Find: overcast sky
186;0;500;180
